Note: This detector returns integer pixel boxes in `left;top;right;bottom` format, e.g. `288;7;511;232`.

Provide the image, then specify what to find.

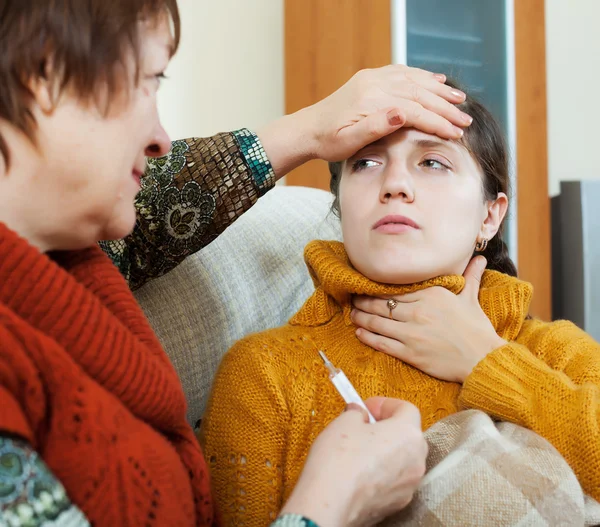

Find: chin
350;251;440;285
101;213;137;241
365;266;435;285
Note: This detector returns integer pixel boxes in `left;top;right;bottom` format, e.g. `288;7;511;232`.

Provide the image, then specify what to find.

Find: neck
0;123;55;253
0;217;49;253
0;185;51;253
293;240;533;341
0;188;51;254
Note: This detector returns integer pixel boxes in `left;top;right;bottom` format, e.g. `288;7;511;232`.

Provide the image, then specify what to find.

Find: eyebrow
410;138;463;152
348;136;463;162
348;139;386;161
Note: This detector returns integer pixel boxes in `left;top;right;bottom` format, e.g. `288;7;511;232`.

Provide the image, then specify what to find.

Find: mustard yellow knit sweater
200;241;600;526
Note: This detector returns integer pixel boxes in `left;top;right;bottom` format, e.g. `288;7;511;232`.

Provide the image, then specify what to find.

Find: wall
158;1;597;197
546;0;600;196
158;0;284;141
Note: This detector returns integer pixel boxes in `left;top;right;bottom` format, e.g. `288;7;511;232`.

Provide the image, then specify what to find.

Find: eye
420;157;451;171
149;72;167;88
351;159;381;172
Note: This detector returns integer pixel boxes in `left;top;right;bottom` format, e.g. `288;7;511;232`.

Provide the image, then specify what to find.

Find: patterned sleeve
99;129;276;290
271;515;319;527
0;436;90;526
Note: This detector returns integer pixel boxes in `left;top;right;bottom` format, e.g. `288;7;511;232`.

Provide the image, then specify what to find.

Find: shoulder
518;318;596;344
0;303;41;355
517;318;600;374
218;325;318;377
203;325;315;424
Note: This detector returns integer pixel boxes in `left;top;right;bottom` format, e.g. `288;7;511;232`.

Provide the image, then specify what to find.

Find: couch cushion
134;185;342;425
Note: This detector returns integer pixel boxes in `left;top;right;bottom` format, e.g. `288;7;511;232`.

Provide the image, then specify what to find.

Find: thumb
342;108;407;151
365;397;422;428
461;256;486;300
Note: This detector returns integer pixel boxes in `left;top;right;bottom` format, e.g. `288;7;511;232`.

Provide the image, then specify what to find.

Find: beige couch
134;186;341;426
134;187;600;525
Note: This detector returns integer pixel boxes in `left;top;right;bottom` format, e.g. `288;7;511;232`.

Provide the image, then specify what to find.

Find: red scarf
0;223;214;526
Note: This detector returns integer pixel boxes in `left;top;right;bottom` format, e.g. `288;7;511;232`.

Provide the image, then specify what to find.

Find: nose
145;123;172;158
379;164;415;203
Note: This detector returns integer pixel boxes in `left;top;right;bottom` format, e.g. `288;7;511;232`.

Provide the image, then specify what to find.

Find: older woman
0;1;474;526
100;72;470;292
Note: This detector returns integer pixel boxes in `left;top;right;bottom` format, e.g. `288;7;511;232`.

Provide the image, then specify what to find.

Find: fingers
352;302;413;327
461;256;487;300
383;65;459;98
365;397;422;428
352;295;417;320
388;65;466;105
355;327;410;361
339;108;407;153
410;69;466;102
400;83;471;129
381;65;471;129
344;402;372;423
398;100;465;139
342;91;466;142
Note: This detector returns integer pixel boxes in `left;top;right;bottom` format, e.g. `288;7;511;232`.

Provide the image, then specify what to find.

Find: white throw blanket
383;410;600;526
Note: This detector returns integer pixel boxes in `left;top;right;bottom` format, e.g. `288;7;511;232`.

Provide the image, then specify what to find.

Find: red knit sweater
0;223;214;526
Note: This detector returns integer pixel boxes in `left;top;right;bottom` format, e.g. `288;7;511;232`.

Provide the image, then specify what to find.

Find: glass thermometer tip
318;350;338;376
318;350;376;424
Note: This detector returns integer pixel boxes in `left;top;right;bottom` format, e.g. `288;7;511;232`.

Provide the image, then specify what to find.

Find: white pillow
135;186;342;425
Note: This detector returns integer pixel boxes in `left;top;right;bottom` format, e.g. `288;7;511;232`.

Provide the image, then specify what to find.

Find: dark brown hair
0;0;181;168
329;80;518;277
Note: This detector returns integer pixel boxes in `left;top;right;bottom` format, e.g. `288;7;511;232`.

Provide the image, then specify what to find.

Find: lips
373;215;420;231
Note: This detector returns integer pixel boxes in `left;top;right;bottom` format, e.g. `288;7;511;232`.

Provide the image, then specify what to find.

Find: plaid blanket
384;410;600;527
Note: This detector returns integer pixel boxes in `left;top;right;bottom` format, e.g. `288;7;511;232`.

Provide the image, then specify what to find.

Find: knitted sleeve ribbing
0;436;90;526
459;319;600;501
199;339;290;527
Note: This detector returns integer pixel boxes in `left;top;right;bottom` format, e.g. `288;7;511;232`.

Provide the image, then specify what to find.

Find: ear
478;192;508;241
27;56;59;114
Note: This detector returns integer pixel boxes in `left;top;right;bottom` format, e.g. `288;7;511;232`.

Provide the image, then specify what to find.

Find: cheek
429;189;485;244
338;179;369;238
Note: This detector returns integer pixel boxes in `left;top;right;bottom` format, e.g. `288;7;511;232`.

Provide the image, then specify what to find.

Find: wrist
288;106;320;162
256;109;317;179
463;335;508;383
280;470;355;527
488;336;508;353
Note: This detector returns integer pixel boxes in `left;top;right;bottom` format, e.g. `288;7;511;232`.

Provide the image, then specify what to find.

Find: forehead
358;128;465;154
139;14;175;60
344;127;484;182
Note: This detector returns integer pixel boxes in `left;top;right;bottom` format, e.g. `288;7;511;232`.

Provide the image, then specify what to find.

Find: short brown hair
329;79;518;277
0;0;181;168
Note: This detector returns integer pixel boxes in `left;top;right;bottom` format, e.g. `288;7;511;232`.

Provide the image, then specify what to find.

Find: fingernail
387;109;403;127
453;126;464;137
433;73;446;82
451;89;466;100
461;113;473;125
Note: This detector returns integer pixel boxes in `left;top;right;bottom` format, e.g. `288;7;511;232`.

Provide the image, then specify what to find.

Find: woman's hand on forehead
301;65;473;163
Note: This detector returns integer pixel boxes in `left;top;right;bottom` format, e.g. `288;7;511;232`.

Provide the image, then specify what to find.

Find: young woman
201;85;600;526
0;1;477;525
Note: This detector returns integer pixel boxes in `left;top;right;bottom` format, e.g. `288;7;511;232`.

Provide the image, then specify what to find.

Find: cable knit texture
0;223;214;526
200;240;600;526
